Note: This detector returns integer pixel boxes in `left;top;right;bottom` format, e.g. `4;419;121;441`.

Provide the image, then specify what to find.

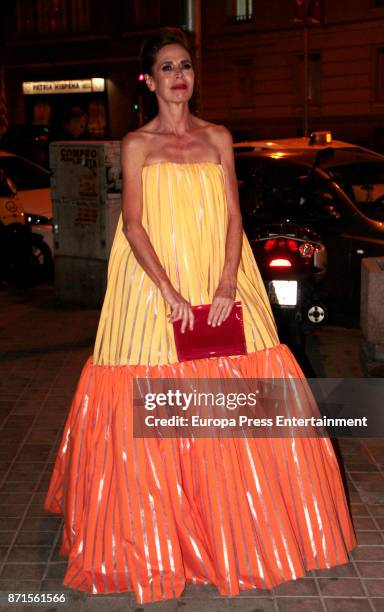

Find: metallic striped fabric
44;162;356;604
93;163;279;366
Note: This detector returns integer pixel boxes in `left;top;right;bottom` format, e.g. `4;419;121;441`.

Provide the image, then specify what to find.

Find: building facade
0;0;384;150
0;0;184;138
201;0;384;149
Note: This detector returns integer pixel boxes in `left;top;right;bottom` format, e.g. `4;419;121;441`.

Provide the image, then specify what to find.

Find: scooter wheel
306;303;328;325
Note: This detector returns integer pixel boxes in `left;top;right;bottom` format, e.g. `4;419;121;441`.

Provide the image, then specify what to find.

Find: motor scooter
250;221;328;349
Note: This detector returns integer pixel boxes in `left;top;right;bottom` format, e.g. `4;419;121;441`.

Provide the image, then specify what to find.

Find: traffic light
137;74;147;95
132;74;145;113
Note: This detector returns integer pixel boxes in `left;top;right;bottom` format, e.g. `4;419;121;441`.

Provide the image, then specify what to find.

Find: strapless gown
44;162;356;604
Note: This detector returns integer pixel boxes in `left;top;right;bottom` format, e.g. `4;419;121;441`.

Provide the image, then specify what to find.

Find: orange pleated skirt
44;345;356;604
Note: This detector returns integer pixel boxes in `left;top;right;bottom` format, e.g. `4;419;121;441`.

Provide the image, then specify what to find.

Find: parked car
234;133;384;310
0;169;50;287
0;151;53;280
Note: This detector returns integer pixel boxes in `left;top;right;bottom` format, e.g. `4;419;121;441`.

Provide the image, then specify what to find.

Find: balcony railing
227;12;255;24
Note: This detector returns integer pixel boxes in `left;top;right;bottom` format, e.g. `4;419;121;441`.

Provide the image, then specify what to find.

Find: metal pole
303;24;309;137
194;0;202;114
138;94;143;127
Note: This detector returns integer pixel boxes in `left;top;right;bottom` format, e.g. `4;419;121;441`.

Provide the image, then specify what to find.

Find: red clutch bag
172;301;247;362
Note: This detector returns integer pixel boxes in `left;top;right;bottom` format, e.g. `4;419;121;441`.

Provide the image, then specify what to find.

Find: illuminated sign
22;78;105;95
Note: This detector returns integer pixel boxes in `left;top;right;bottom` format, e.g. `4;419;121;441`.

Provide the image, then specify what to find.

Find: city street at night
1;0;384;610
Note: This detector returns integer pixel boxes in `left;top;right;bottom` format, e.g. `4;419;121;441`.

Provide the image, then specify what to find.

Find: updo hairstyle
140;27;194;76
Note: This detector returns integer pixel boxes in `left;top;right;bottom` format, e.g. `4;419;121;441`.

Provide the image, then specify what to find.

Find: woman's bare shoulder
208;122;232;140
122;127;152;147
194;119;232;142
121;126;156;164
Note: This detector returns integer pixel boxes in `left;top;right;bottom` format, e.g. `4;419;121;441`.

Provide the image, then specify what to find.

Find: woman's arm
121;133;194;332
207;126;243;326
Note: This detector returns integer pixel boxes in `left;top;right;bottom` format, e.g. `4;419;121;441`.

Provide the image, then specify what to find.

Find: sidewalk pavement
0;283;383;612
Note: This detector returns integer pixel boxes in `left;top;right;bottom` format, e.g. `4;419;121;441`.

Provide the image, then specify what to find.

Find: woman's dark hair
140;27;194;75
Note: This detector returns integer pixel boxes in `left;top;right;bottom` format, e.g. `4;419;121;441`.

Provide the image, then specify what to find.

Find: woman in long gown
44;27;356;604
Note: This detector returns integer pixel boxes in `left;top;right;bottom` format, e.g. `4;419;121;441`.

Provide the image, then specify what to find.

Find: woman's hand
208;280;236;327
160;282;194;333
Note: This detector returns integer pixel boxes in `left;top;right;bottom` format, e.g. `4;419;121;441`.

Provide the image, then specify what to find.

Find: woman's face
145;43;194;104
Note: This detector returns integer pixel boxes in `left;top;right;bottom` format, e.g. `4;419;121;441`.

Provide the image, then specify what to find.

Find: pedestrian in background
59;107;88;140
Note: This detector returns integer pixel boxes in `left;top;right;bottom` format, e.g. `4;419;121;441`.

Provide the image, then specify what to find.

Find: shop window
296;53;321;105
377;48;384;101
87;100;107;137
134;0;160;25
16;0;90;37
227;0;254;23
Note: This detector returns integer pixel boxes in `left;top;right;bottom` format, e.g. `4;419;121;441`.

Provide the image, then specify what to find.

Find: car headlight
26;213;53;225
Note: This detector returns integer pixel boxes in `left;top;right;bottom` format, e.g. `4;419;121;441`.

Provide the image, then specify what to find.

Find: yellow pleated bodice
93;162;279;366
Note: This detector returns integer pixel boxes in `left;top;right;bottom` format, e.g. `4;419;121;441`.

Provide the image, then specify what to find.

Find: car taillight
264;239;276;251
269;258;292;267
264;238;299;252
287;239;299;251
